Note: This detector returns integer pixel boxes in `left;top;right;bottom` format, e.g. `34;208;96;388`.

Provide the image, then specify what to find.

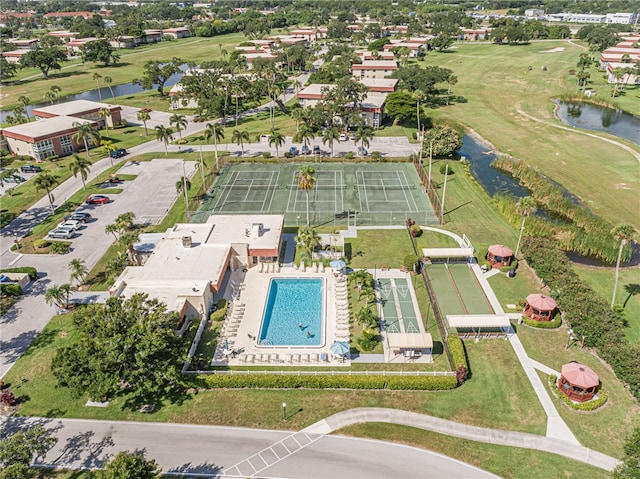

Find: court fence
413;156;443;225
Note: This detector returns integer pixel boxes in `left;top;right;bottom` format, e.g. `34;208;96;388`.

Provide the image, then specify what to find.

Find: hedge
447;334;468;384
0;267;38;281
522;315;562;329
549;375;608;411
194;373;458;391
0;284;23;296
210;298;228;322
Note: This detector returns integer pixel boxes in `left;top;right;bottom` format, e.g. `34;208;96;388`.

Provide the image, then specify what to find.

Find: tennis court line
397;170;419;212
263;171;280;213
212;170;237;211
357;171;372;213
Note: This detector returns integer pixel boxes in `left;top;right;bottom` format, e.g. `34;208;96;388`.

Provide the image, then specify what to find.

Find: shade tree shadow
169;461;222;476
50;430;115;470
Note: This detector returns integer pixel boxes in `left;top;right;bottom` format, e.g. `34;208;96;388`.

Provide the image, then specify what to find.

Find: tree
322;126;340;158
611;224;636;307
0;57;16;83
69;258;88;286
169;113;188;140
176;175;191;213
354;125;374;156
204;122;224;169
101;139;117;164
114;212;136;234
137;59;182;97
384;91;415;124
137;109;151;136
51;294;185;406
155;125;174;155
268;129;285;157
97;450;162;479
446;74;457;106
232;129;250;157
120;231;140;265
293;124;315;150
19;47;67;79
430;33;453;52
356;305;376;328
93;72;103;101
422;125;462;158
99;107;111;137
69;154;91;190
105;223;119;241
0;425;56;479
43;85;62;105
103;75;114;98
514;196;537;259
81;39;120;66
297;165;316;227
612;426;640;479
18;95;31;120
623;284;640;309
34;172;59;214
44;283;74;310
74;122;101;156
295;226;320;256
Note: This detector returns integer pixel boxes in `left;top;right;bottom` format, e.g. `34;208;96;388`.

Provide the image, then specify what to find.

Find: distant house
289;29;318;42
606;62;640;85
44;11;94;20
66;37;98;55
7;38;39;50
358;78;398;93
0;12;36;27
48;30;79;42
351;60;398;79
599;45;640;68
1;49;29;64
460;28;491;41
356;50;395;61
109;36;142;49
162;27;191;39
143;29;164;44
382;41;423;57
240;52;277;69
32;99;122;128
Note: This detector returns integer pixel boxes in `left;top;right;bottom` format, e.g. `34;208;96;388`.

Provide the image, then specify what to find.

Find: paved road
2;417;499;478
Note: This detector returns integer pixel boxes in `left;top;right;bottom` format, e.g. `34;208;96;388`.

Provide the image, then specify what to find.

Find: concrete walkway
302;408;620;471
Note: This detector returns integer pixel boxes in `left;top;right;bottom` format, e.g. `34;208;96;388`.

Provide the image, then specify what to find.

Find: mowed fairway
424;41;640;230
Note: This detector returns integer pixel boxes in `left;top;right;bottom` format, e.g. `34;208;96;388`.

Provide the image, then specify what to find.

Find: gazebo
557;362;599;402
486;244;513;269
523;293;558;321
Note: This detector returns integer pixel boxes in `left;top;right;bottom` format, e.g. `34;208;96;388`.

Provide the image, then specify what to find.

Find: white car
48;228;74;239
57;220;81;231
339;133;348;141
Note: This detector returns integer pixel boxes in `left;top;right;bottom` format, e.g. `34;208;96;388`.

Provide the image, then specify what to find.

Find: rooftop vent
250;223;263;239
182;236;192;248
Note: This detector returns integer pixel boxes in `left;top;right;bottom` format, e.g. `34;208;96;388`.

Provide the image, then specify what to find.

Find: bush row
521;315;562;329
0;267;37;281
193;373;458;390
209;298;228;322
523;237;640;401
0;284;22;296
549;375;608;411
447;334;468;384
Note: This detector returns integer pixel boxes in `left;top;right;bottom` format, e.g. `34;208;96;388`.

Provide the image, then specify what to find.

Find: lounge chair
320;352;329;362
311;353;320;363
245;354;255;364
320;263;325;273
285;354;293;363
293;354;301;363
302;353;310;363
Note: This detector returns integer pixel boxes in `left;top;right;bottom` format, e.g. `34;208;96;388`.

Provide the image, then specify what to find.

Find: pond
556;101;640;146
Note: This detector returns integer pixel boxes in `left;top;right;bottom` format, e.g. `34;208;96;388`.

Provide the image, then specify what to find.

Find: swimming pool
258;278;324;347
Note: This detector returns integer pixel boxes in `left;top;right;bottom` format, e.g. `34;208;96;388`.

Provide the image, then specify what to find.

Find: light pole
565;329;575;350
282;402;287;421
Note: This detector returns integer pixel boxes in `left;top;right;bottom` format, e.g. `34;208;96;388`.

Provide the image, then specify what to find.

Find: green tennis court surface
425;263;494;316
192;162;437;226
379;278;421;334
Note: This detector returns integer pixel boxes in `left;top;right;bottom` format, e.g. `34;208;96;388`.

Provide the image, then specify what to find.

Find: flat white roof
1;116;94;140
298;83;334;96
358;78;399;89
353;60;398;68
205;214;284;249
387;333;433;349
422;247;475;258
33;99;119;117
446;315;511;328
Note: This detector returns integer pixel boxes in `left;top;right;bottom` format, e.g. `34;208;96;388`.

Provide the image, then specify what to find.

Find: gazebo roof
488;244;513;257
561;362;599;388
525;293;557;311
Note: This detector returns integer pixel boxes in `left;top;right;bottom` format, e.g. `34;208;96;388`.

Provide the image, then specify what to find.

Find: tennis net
216;184;279;190
355;183;416;190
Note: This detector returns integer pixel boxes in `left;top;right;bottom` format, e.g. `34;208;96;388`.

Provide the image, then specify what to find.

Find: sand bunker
542;47;565;53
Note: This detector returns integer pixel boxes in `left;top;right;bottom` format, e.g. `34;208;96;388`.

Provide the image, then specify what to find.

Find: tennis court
379;278;421;334
425;263;494;317
193;162;437;226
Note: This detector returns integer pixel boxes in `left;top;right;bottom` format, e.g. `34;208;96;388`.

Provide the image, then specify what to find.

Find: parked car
86;195;110;205
357;147;369;157
57;220;81;231
110;148;128;158
339;133;348;141
288;146;299;156
4;175;26;184
313;145;321;155
65;212;92;223
20;165;42;173
301;145;311;155
47;228;74;239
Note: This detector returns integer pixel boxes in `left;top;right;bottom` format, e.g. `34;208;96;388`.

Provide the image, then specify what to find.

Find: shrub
210;298;228;322
0;388;18;406
50;241;70;254
262;151;271;159
370;151;381;160
410;225;422;237
34;239;51;249
522;315;562;329
0;267;38;281
344;152;354;159
549;375;608;411
412;131;418;140
402;254;419;270
175;138;188;145
447;334;468;384
0;284;22;296
284;152;293;158
439;162;454;175
0;212;16;228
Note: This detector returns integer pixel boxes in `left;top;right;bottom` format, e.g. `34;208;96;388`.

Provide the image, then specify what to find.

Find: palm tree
68;258;88;286
103;75;114;98
622;283;640;308
514;196;537;259
446;74;457;106
294;226;320;256
413;89;424;132
98;107;111;137
69;155;91;190
93;72;102;101
105;223;119;241
611;224;636;307
356;306;376;328
18;95;31;120
297;165;316;227
322;126;340;158
34;173;59;214
204;122;224;169
137;109;151;136
44;85;61;104
354;125;373;156
232;129;250;157
114;212;135;234
175;176;192;194
73;122;101;156
293;124;315;150
268;129;286;157
155;125;174;155
119;231;140;265
45;283;74;310
169;113;188;139
101;139;117;165
290;108;304;133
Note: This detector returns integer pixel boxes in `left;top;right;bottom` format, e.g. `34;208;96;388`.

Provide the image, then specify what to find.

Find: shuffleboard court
193;162;438;226
425;265;467;316
379;279;401;333
448;264;494;314
425;263;494;317
394;278;421;333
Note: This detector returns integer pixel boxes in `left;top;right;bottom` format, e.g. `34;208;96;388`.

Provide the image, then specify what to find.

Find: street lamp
13;233;20;250
565;329;575;350
282;402;287;421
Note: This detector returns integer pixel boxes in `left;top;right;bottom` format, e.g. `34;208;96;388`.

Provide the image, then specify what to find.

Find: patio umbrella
330;340;350;357
224;339;229;350
330;260;346;270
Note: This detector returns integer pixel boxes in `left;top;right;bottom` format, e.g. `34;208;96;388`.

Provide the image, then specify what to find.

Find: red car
85;195;110;205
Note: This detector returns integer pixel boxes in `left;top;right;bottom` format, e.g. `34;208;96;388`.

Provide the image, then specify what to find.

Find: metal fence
413;156;443;225
183;368;455;377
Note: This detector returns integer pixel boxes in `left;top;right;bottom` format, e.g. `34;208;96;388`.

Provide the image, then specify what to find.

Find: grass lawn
347;229;415;270
572;264;640;343
108;89;196;113
517;322;640;458
338;423;609;479
5;315;545;435
423;41;640;231
2;33;247;112
487;262;543;313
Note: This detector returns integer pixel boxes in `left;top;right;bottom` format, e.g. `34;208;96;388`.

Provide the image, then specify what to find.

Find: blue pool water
259;278;323;346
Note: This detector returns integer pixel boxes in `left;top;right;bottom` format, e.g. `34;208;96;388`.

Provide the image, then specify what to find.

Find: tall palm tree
322;126;340;158
204;122;224;169
68;258;88;286
98;107;111;138
446;74;457;106
69;155;91;190
354;125;373;156
514;196;537;259
119;231;140;265
169;113;188;139
232;129;250;157
105;223;119;241
297;165;316;227
45;284;74;310
290;108;304;133
269;129;285;157
155;125;174;155
34;173;59;214
137;109;151;136
73;122;100;156
103;75;114;98
413;89;424;132
294;226;320;256
611;224;636;307
93;72;103;101
293;124;315;150
18;95;31;120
